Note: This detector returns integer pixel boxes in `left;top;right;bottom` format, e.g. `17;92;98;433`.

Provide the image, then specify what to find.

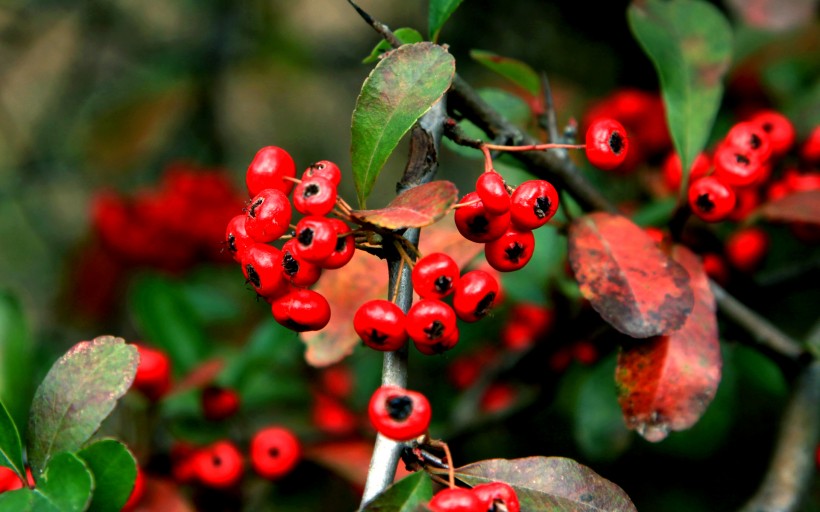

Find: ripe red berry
723;121;772;163
280;239;323;287
406;299;458;352
510;179;559;230
585;118;629;170
250;426;301;480
688;176;736;223
428;487;483;512
133;344;172;401
192;440;244;489
122;466;145;512
354;299;408;351
713;144;766;187
701;252;729;286
750;110;795;157
241;243;287;298
201;386;241;421
801;126;820;163
368;386;431;441
454;192;511;243
661;151;711;192
453;270;499;322
293;176;338;217
413;326;459;355
294;216;338;263
302;160;342;186
475;171;510;215
725;227;769;273
224;215;253;263
246;146;297;198
244;188;292;243
318;219;356;269
0;466;23;492
312;393;358;436
484;226;535;272
412;252;460;299
270;288;331;332
472;482;520;512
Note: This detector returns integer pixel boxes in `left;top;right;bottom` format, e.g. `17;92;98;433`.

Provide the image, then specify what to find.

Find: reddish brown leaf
351;181;458;230
431;456;636;511
616;245;721;442
168;358;224;395
757;190;820;225
305;439;411;492
568;212;693;338
135;477;194;512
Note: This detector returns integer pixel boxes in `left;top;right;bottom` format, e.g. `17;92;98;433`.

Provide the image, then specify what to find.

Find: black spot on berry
303;183;320;198
505;242;526;263
267;447;280;459
297;227;314;246
696;193;715;213
735;153;751;165
227;234;237;253
423;320;445;340
467;214;489;234
386;395;413;421
246;264;261;288
369;329;388;345
434;275;452;293
761;122;773;133
533;196;551;219
249;197;264;218
335;236;347;252
608;131;624;155
474;292;496;319
212;456;222;467
282;252;299;276
749;133;762;150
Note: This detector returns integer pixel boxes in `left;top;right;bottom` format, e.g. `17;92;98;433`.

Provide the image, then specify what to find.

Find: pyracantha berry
122;466;145;512
688;176;736;223
312;393;358;436
318;218;356;269
585;117;629;170
750;110;795;157
510;179;559;230
661;151;711;192
354;299;408;351
472;482;520;512
244;188;292;243
280;239;323;287
246;146;296;198
428;487;483;512
250;426;301;480
725;227;769;273
0;466;24;492
484;226;535;272
225;215;253;263
241;243;287;298
412;252;460;299
713;143;766;187
302;160;342;186
454;192;511;243
453;270;499;323
271;288;331;332
723;121;772;163
476;171;510;215
413;326;459;355
801;126;820;163
293;175;338;217
406;299;458;352
201;386;241;422
368;385;431;441
133;344;172;401
294;216;338;263
192;440;244;489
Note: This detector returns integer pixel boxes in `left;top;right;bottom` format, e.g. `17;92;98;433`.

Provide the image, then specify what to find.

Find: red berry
241;243;287;298
192;440;244;489
414;326;459;355
784;169;820;192
644;227;665;245
475;171;510;215
801;126;820;163
246;146;296;198
0;466;23;492
293;176;338;217
585;118;629;170
244;188;292;243
294;216;338;263
453;270;499;322
133;344;172;401
271;289;331;332
201;386;241;421
368;386;431;441
318;219;356;269
484;226;535;272
727;186;760;222
354;299;408;351
509;179;559;230
713;143;766;187
724;121;772;162
302;160;342;186
701;253;729;286
280;239;323;287
472;482;520;512
122;466;145;512
688;176;736;223
250;426;301;480
479;382;517;413
750;110;795;157
406;299;458;352
428;487;482;512
312;393;358;436
725;227;768;273
661;151;711;192
454;192;511;243
411;252;460;299
224;215;253;263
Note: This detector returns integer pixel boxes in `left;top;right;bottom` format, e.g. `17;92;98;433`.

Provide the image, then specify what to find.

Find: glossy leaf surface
568;213;693;338
35;452;94;512
616;245;721;441
0;291;33;429
429;0;465;40
470;49;541;95
0;401;24;481
361;471;432;511
363;28;424;64
77;439;137;512
351;181;458;230
757;190;820;225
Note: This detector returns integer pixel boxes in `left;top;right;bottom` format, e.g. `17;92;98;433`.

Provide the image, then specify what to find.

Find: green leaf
351;42;455;207
77;440;137;512
27;336;138;477
470;50;541;96
429;0;465;41
0;489;39;512
362;471;432;511
628;0;732;193
129;273;209;374
0;400;25;482
35;452;94;512
0;291;33;430
363;28;424;64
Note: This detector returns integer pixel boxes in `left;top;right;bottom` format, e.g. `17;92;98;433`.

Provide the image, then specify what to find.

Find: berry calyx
280;239;323;287
713;144;766;187
688;176;736;223
454;192;511;243
293;175;338;217
225;215;253;263
475;171;510;215
246;146;297;198
354;299;408;351
192;440;244;489
318;219;356;269
412;252;460;299
406;299;458;351
294;216;339;263
428;487;483;512
484;226;535;272
368;386;431;441
241;243;287;298
509;179;559;231
133;344;172;401
270;288;331;332
472;482;520;512
244;188;292;243
453;270;499;322
585;118;629;170
201;385;241;421
250;426;301;480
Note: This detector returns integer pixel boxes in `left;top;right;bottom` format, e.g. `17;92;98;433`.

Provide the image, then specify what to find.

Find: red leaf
568;213;693;338
304;439;411;492
757;190;820;225
351;181;458;230
135;477;194;512
431;456;636;511
616;245;721;442
168;358;224;395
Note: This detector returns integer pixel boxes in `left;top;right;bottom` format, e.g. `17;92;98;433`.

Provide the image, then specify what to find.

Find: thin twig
540;70;560;144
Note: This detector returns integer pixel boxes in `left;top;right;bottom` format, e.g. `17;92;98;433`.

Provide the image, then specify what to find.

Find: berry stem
482;142;586;152
441;441;455;490
282;176;302;184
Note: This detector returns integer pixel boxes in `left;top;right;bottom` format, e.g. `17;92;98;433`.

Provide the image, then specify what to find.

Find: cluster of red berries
225;146;355;332
92;164;244;270
429;482;520;512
